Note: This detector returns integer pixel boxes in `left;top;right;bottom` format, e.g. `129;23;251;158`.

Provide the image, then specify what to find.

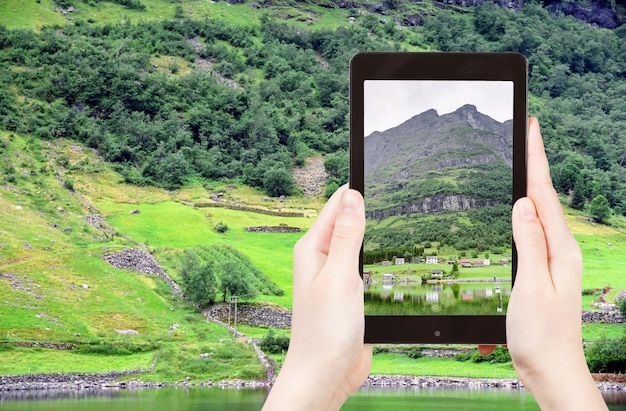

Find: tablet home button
434;331;441;337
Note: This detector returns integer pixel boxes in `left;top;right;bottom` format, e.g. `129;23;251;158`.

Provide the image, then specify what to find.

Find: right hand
506;118;607;410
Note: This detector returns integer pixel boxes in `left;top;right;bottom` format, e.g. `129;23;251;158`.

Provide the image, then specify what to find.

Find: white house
425;255;438;264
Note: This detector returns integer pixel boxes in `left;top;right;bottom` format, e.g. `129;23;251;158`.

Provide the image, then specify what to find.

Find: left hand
262;186;372;411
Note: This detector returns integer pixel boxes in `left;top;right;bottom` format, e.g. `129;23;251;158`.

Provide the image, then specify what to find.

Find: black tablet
349;52;527;344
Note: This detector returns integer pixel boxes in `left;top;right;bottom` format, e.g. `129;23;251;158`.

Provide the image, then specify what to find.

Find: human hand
506;118;607;410
262;186;372;411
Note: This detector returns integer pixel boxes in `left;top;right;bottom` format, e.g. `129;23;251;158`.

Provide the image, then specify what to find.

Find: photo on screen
362;80;514;316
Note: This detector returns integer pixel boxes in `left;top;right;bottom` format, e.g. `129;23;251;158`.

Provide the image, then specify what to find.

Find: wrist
262;354;349;411
516;351;607;411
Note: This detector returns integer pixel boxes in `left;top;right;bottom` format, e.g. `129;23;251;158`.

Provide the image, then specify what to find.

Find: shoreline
1;372;624;393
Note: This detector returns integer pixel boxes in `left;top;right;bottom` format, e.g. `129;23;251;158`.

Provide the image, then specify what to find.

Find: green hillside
0;130;309;380
1;0;626;381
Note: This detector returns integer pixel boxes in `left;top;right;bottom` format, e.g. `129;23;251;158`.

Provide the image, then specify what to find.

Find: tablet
349;52;527;344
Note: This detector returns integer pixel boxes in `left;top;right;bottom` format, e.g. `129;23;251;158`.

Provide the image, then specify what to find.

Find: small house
383;273;395;283
459;258;472;265
425;255;438;264
362;271;372;286
431;269;444;278
472;260;484;267
500;258;510;266
381;261;391;266
395;257;405;265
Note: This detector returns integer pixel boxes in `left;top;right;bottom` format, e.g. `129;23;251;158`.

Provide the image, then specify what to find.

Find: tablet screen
362;80;514;317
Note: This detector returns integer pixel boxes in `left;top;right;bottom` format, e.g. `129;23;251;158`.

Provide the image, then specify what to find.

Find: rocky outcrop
582;309;623;324
326;0;623;28
543;0;621;28
367;194;497;219
204;302;292;329
244;226;302;233
103;249;183;298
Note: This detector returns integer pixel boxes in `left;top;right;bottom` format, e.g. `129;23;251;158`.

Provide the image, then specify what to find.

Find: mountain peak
455;104;478;114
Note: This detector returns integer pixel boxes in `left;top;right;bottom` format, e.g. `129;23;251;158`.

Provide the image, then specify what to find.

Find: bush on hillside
260;329;290;354
586;336;626;373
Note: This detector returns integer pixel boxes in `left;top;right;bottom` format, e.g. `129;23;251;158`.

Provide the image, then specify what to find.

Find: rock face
325;0;623;28
543;0;621;28
366;194;498;219
103;249;183;298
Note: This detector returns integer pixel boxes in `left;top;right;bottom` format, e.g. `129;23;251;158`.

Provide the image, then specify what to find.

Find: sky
363;80;514;136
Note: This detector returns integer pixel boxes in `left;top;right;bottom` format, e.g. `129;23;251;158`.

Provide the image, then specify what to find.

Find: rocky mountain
364;105;513;218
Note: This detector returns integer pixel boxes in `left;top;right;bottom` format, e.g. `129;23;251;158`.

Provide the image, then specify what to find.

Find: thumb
323;189;365;280
512;197;550;289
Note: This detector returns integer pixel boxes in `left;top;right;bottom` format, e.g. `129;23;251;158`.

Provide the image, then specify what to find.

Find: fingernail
518;198;537;220
341;190;361;214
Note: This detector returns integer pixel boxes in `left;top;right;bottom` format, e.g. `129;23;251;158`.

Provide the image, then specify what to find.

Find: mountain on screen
364;104;513;219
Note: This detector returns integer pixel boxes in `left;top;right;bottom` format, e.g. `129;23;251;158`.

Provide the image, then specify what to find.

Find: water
365;281;511;315
1;387;625;410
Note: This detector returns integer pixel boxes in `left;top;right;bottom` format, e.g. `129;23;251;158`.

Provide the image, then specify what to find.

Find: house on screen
425;255;438;264
431;269;444;279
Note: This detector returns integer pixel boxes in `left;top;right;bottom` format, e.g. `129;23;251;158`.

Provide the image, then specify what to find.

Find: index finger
525;118;581;285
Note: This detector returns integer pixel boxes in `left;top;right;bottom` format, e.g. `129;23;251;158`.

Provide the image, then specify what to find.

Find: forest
1;2;626;217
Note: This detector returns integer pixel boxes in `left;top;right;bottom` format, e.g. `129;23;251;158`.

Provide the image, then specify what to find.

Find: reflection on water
365;281;511;315
1;387;625;410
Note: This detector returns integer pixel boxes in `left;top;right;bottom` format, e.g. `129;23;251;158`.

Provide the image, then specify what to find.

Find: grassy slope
0;132;264;381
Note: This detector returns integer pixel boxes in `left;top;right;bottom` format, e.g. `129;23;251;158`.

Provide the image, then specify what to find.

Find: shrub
405;347;423;359
455;347;511;364
586;336;626;373
64;178;74;191
260;329;290;354
213;221;228;233
454;352;472;362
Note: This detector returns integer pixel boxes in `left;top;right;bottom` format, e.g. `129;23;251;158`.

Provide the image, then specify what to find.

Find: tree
219;259;253;302
263;165;295;197
589;194;611;224
570;176;586;210
179;250;217;307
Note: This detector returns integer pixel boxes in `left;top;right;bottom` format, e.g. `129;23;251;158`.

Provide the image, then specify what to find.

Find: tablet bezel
349;52;528;344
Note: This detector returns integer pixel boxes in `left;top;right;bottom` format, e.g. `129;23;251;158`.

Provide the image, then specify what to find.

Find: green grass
582;323;626;341
0;0;67;30
102;201;313;308
370;353;517;379
0;347;155;375
136;341;266;382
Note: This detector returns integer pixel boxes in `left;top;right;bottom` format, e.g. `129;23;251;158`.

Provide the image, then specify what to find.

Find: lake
1;387;626;410
365;281;511;315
